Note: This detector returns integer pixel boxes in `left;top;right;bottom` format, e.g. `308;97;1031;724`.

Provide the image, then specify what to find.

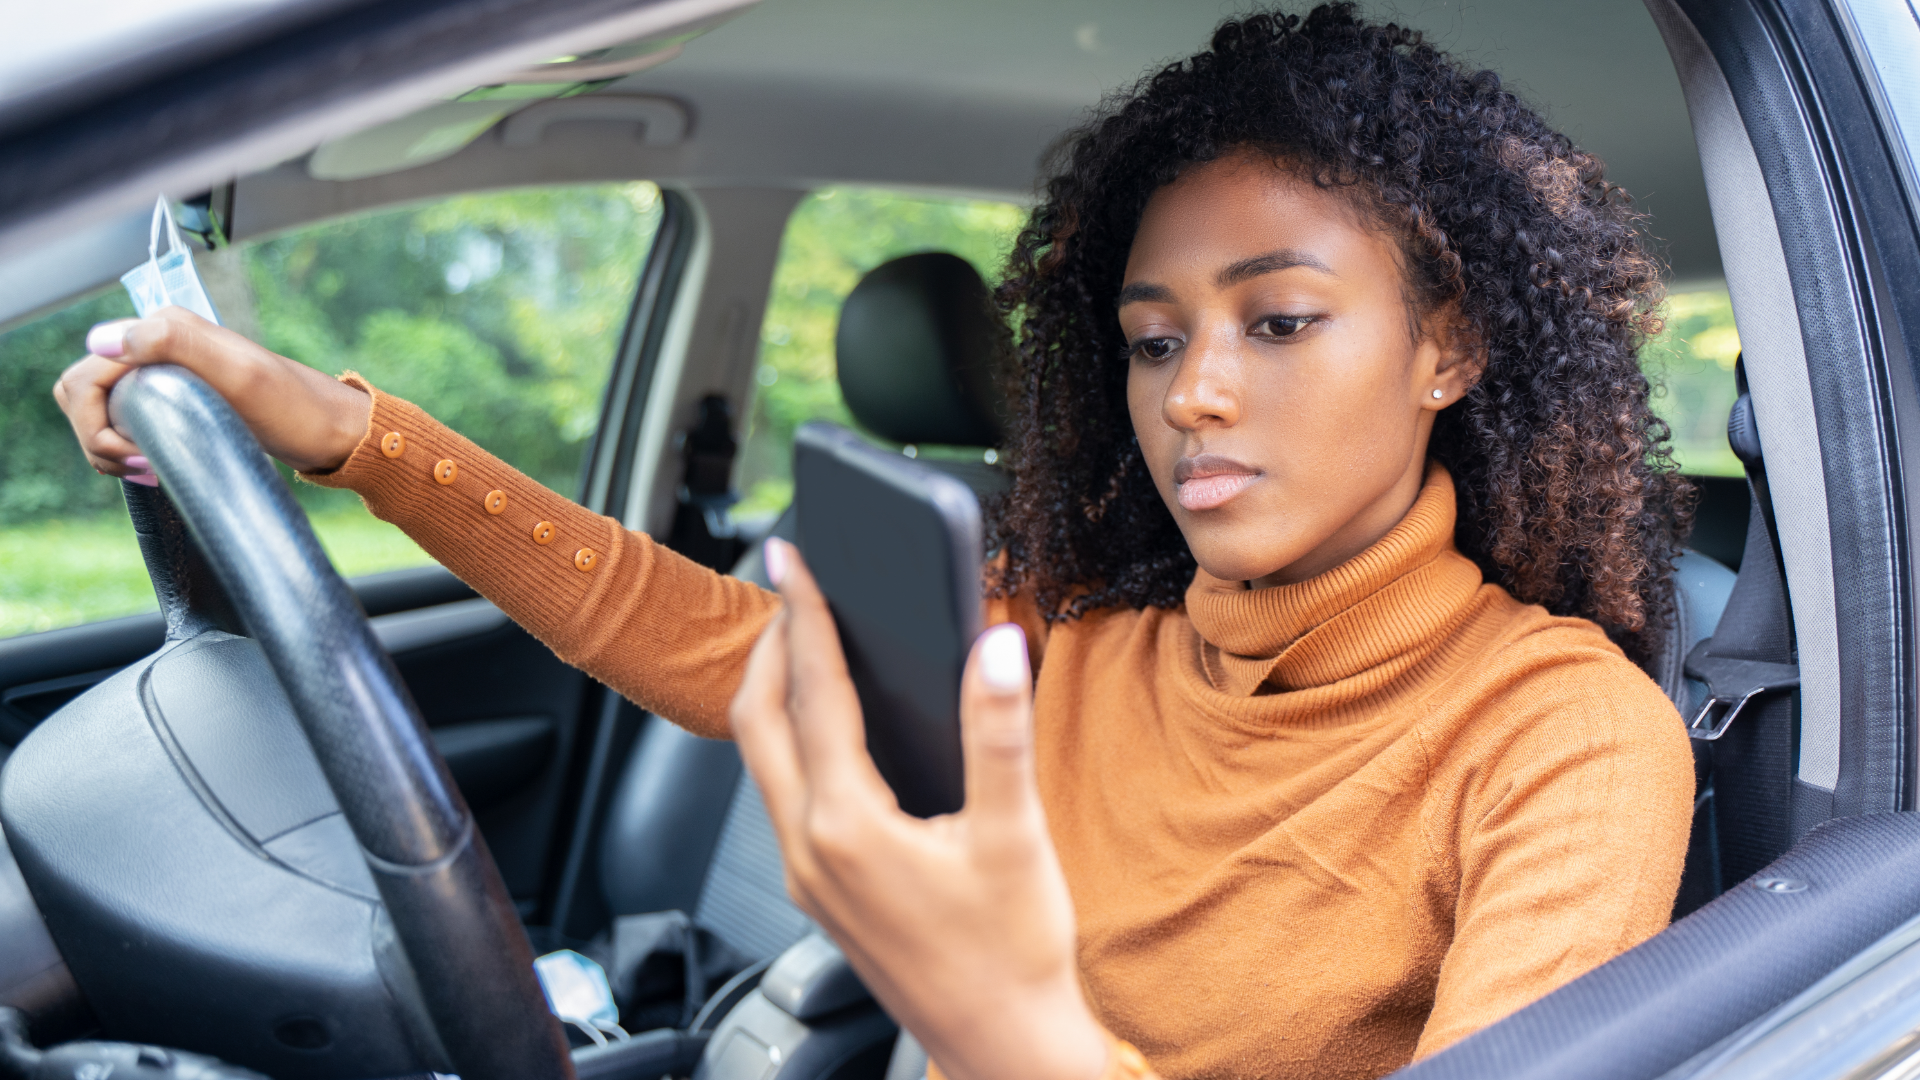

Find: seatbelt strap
1682;372;1799;740
666;394;747;570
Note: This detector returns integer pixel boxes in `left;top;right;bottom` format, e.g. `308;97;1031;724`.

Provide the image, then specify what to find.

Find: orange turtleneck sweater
308;378;1695;1080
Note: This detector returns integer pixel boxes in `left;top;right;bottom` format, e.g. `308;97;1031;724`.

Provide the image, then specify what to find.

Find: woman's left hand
728;538;1110;1080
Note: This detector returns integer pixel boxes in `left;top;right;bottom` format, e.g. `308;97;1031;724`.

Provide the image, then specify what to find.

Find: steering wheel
98;364;575;1080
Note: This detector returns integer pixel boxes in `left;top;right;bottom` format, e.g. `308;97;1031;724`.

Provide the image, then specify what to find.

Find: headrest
835;252;1006;447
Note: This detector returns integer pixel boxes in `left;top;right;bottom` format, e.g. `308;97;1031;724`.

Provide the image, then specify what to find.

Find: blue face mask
121;196;222;325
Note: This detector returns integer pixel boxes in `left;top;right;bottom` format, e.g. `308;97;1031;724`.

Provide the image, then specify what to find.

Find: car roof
615;0;1719;283
1;0;361;134
0;0;1720;329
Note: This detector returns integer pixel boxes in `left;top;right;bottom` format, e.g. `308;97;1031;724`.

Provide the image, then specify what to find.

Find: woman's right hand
53;306;370;480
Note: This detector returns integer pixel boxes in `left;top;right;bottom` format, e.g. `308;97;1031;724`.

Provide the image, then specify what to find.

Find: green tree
0;183;661;636
0;291;137;525
736;188;1027;515
248;183;663;497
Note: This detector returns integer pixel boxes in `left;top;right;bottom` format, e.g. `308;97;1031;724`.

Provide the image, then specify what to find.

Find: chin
1182;532;1301;586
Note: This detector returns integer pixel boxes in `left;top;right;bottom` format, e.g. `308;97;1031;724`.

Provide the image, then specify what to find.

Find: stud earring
1431;389;1445;400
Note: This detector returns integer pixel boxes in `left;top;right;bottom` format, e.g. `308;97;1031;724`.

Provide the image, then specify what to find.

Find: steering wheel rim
108;364;575;1080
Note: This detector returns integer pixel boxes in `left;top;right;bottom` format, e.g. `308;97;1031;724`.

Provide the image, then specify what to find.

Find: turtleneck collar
1184;461;1485;697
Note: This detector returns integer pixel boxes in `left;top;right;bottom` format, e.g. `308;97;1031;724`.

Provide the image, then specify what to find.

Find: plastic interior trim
1644;0;1841;794
0;0;759;265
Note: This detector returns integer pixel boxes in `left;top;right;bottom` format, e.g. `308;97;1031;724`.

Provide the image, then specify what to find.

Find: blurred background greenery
1642;289;1745;476
733;189;1026;518
1;183;660;636
0;181;1742;638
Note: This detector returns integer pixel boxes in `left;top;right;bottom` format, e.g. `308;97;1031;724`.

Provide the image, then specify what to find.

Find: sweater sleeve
302;373;779;738
1414;644;1695;1056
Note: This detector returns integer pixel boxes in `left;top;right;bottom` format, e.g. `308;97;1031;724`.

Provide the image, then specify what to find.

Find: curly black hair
987;2;1692;661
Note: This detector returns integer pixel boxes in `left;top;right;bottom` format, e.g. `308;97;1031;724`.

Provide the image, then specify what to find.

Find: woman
56;7;1697;1079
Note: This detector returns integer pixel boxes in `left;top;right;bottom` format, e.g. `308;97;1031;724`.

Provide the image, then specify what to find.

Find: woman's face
1121;152;1474;588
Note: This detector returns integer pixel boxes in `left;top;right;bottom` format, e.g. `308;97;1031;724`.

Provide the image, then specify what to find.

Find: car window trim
580;186;699;518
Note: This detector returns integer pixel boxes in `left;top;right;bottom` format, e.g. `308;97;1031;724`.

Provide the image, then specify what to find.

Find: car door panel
0;562;590;910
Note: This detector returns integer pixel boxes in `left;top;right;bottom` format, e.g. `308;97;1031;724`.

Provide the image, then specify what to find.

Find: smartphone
793;421;983;818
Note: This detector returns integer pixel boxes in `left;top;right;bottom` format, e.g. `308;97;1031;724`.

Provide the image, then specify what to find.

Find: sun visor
306;24;714;182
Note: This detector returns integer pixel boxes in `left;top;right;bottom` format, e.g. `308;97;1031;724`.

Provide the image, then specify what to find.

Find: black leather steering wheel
107;364;575;1080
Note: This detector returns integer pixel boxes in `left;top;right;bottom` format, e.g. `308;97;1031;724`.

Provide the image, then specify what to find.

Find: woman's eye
1128;337;1179;361
1254;315;1312;338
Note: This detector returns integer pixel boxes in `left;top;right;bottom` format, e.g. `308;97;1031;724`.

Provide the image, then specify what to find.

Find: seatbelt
1684;359;1802;885
1683;377;1799;740
666;394;749;571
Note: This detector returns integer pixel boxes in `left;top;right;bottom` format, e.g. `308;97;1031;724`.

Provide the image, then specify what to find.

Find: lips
1174;453;1261;512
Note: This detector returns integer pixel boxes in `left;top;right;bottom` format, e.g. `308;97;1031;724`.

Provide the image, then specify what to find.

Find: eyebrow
1116;247;1337;308
1117;282;1175;306
1216;248;1336;288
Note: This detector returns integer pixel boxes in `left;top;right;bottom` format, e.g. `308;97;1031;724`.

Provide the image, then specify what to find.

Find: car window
737;192;1744;504
0;182;663;638
734;187;1026;522
1645;286;1743;477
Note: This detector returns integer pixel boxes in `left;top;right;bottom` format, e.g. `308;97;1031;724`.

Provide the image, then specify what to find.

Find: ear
1417;304;1483;412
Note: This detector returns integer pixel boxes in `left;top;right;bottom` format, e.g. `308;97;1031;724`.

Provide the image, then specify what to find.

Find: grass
0;504;435;639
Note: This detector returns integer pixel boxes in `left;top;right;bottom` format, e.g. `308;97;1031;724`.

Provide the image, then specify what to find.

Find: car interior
0;0;1917;1079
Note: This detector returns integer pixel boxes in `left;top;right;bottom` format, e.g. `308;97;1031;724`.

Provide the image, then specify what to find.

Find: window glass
735;188;1026;521
739;199;1747;505
0;182;662;638
1644;287;1744;477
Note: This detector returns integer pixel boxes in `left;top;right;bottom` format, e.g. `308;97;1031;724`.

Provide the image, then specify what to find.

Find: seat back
1649;551;1737;717
1651;548;1736;918
835;251;1005;448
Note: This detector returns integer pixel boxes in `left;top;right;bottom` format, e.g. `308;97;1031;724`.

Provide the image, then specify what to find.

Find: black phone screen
793;422;982;818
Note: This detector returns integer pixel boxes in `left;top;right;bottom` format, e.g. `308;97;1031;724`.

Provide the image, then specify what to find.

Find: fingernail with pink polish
763;538;789;586
125;456;149;471
125;473;159;488
979;624;1029;691
86;323;128;358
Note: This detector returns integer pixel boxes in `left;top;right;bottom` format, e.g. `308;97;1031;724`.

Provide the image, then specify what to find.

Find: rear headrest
834;252;1006;447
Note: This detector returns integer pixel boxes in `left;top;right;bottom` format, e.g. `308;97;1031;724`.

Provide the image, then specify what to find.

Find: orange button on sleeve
297;371;781;738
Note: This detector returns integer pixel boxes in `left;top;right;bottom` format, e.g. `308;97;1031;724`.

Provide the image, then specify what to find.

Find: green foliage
0;506;154;636
0;183;660;637
735;188;1026;515
0;290;138;525
0;506;431;637
1643;289;1744;477
249;182;663;496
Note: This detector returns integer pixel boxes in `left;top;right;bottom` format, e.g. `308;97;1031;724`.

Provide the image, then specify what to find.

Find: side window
0;182;663;638
734;188;1026;522
736;195;1745;504
1646;287;1743;477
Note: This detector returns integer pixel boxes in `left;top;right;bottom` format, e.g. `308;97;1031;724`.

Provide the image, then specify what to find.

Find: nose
1161;328;1242;431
